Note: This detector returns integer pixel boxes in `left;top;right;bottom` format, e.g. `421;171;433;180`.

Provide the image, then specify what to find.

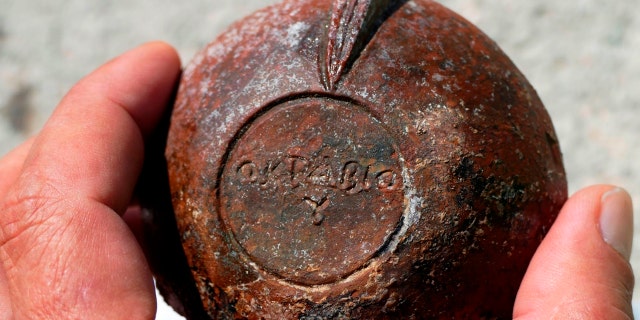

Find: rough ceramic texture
158;0;567;318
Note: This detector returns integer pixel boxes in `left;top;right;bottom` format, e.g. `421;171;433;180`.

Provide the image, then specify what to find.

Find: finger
513;185;634;319
16;41;180;213
0;42;181;319
0;138;34;198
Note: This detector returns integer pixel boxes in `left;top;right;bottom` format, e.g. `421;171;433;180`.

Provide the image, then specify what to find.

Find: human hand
0;42;634;319
0;42;180;319
514;185;635;319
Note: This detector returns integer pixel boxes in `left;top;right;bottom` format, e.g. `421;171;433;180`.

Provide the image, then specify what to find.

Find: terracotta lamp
140;0;567;318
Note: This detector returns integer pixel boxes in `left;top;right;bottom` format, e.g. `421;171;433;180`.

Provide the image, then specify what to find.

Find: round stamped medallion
220;97;405;285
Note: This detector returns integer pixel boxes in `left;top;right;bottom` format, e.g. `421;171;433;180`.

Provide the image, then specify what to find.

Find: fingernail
600;187;634;261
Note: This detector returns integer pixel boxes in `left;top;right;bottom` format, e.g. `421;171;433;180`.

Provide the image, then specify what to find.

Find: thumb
514;185;635;319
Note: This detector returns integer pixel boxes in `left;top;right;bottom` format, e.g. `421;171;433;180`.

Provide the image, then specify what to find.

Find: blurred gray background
1;0;638;318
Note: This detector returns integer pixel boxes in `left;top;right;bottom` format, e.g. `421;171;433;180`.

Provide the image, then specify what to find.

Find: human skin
0;43;634;319
0;42;180;319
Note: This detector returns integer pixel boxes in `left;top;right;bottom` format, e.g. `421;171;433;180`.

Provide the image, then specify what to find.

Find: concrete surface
1;0;638;318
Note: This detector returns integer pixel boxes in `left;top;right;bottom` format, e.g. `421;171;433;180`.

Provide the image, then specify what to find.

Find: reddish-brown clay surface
156;0;567;318
221;98;405;286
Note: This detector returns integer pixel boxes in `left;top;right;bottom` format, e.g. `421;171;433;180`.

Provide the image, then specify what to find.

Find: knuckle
0;171;68;261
